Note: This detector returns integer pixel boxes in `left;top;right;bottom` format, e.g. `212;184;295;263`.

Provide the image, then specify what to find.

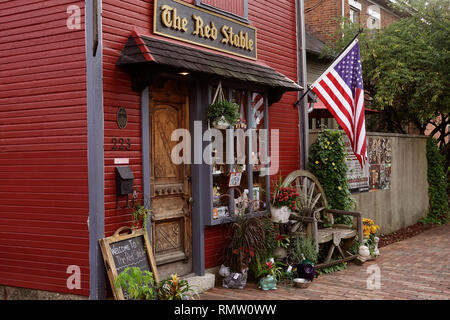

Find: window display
208;87;269;224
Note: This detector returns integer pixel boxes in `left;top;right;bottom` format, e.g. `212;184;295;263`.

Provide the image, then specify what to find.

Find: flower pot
273;247;287;259
258;275;277;291
293;278;311;289
270;206;291;223
212;116;230;130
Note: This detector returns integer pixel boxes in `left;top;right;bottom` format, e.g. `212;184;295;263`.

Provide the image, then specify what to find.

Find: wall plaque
117;107;128;129
154;0;257;60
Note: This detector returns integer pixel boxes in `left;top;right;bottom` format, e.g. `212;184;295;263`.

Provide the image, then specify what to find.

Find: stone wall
309;131;429;234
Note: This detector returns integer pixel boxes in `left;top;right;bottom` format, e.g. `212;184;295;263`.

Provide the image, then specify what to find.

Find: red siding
102;0;300;269
202;0;245;17
102;1;150;236
0;0;89;296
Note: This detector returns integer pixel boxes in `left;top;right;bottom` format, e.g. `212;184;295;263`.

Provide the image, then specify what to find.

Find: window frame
349;6;360;24
194;0;250;24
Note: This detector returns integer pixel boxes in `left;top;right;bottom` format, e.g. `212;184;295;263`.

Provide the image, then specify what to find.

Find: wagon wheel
281;170;328;234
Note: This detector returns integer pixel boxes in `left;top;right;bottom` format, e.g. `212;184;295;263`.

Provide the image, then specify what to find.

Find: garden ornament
356;245;371;264
297;261;315;281
222;268;248;289
258;275;277;291
373;236;380;256
218;264;231;278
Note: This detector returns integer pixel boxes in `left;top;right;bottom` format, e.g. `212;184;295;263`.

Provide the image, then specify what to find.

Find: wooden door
149;80;191;268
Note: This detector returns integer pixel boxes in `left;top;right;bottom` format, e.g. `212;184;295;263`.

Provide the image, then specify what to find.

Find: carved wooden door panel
150;82;191;267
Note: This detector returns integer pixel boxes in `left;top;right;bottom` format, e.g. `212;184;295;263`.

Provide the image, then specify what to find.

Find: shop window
210;87;269;224
195;0;248;23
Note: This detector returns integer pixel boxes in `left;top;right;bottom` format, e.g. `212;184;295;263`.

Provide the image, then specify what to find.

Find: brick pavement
200;224;450;300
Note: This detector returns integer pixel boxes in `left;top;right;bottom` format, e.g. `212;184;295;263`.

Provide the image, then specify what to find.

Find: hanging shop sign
154;0;257;60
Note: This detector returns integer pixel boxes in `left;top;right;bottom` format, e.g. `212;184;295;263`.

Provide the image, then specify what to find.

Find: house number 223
112;138;131;151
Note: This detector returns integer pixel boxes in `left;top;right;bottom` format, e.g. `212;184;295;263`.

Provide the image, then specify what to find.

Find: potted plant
157;273;198;300
207;81;240;129
362;218;381;258
257;258;283;291
132;203;151;231
271;177;299;223
114;267;156;300
222;212;266;289
273;234;290;259
207;99;240;129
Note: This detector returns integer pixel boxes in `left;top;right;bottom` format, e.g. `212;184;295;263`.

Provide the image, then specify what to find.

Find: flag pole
293;28;363;108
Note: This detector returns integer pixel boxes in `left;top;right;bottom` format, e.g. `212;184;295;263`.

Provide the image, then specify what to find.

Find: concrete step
182;272;216;296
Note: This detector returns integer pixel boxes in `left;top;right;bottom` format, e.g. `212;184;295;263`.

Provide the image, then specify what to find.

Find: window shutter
202;0;245;17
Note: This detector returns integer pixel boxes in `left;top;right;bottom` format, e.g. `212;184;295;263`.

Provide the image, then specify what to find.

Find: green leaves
207;100;240;126
114;267;156;300
424;137;449;224
325;1;449;136
308;130;355;225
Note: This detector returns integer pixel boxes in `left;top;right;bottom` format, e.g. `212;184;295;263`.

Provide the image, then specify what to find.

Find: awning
309;99;380;118
117;31;302;104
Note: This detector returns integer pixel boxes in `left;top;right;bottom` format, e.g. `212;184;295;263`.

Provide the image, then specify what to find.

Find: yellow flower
315;161;319;164
332;162;335;166
171;274;178;287
337;186;342;190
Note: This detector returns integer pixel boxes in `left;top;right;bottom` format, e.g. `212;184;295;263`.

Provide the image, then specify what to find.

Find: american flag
310;39;367;168
251;92;264;128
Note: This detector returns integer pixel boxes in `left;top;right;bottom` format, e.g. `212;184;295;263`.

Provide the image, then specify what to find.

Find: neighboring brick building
305;0;401;44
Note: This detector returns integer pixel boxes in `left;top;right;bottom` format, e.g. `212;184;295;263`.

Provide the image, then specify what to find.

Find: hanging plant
207;82;240;128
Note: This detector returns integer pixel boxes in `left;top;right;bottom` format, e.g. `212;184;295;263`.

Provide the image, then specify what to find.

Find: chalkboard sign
99;227;159;300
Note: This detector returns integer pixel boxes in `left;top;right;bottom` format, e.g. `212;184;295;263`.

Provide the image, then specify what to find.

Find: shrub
289;236;318;265
308;130;355;225
422;137;449;224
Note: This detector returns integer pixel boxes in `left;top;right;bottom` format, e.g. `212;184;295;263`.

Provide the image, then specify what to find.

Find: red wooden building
0;0;304;299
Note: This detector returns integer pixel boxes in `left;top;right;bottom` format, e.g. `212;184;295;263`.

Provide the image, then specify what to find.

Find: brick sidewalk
200;224;450;300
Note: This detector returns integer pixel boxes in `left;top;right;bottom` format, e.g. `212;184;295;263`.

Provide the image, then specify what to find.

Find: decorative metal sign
154;0;257;60
117;107;128;129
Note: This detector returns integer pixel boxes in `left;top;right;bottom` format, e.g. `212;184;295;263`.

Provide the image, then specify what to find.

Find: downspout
296;0;308;170
86;0;105;300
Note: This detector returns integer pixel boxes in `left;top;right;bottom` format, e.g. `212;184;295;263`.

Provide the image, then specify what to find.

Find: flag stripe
313;86;354;146
321;75;355;130
329;70;355;114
